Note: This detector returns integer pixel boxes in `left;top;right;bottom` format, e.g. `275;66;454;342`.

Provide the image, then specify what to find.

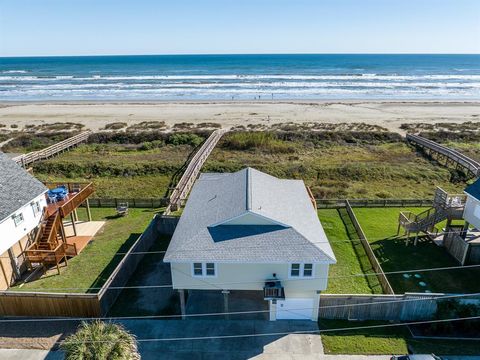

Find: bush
61;321;140;360
104;122;127;130
167;133;204;147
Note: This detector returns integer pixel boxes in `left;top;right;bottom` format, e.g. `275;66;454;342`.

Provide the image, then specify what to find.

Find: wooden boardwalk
12;131;92;167
407;133;480;178
165;129;227;214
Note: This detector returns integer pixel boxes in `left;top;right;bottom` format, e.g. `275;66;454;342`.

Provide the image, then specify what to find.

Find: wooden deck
45;182;94;218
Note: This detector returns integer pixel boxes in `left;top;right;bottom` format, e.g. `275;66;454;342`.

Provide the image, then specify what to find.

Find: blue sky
0;0;479;56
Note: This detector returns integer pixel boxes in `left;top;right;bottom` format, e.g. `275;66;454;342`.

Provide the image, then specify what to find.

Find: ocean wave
2;74;480;82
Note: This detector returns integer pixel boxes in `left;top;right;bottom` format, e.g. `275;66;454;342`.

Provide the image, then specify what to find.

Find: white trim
0;190;48;224
12;212;24;227
165;259;333;265
288;263;315;279
191;262;217;278
209;210;291;228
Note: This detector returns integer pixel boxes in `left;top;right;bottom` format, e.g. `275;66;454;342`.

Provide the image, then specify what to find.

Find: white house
0;153;48;289
164;167;336;321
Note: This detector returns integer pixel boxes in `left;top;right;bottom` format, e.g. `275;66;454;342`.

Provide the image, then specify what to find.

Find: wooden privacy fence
98;215;161;314
345;200;395;295
12;131;92;167
319;293;444;321
0;291;101;317
84;197;432;209
86;198;168;208
316;198;432;209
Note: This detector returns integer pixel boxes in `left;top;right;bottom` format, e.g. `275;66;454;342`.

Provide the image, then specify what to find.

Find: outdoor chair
116;202;129;217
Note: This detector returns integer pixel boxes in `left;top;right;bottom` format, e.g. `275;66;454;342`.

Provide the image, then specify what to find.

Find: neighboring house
0;153;48;289
452;179;480;264
164;167;336;321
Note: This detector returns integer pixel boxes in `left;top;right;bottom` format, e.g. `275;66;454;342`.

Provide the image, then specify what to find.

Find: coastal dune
0;101;479;133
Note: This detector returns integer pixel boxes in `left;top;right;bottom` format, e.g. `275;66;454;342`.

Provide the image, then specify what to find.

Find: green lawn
320;319;480;355
318;209;382;294
14;207;160;293
353;207;480;294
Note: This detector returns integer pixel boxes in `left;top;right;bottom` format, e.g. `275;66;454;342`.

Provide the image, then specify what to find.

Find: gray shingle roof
164;168;336;264
0;152;48;222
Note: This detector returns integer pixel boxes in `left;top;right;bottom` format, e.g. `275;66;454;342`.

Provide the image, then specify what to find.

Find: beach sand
0;101;479;133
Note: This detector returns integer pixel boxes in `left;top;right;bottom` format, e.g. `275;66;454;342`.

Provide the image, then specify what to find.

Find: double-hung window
192;262;216;277
12;212;24;227
290;263;313;278
31;201;41;217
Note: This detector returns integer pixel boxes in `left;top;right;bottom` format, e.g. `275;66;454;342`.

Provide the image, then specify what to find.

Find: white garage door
276;298;313;320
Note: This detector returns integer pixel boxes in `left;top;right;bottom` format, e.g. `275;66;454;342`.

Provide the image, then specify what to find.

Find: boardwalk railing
12;131;92;167
165;129;227;214
345;200;395;295
407;133;480;178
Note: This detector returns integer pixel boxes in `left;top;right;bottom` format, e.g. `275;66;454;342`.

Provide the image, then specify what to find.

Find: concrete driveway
120;319;321;360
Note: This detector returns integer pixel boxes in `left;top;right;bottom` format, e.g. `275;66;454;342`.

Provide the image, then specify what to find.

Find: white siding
170;262;329;297
463;195;480;230
0;193;46;255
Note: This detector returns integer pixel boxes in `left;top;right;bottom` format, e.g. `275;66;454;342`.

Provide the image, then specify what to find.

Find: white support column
179;289;186;320
222;290;230;320
311;291;321;321
269;300;277;321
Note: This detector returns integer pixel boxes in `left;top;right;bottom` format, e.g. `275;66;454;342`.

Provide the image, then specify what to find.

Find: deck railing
58;183;94;218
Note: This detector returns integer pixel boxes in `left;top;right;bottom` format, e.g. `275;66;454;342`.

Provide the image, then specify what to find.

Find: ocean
0;54;479;101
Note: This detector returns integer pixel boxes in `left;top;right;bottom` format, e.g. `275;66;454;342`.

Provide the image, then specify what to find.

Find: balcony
263;279;285;300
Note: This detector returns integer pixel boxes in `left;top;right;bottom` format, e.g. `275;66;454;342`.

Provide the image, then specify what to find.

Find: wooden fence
319;293;439;321
98;215;161;315
345;200;395;295
12;131;92;167
319;293;480;321
86;198;168;208
316;198;432;209
0;291;100;317
83;197;432;209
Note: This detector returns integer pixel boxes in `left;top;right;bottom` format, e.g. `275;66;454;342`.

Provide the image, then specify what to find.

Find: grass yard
318;209;382;294
353;207;480;294
319;319;480;355
14;207;160;293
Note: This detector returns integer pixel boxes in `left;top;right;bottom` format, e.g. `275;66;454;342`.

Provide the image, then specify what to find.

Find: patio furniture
116;202;129;216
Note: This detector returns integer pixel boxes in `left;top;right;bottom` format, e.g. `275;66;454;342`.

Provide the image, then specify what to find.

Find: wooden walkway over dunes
166;129;227;214
12;131;91;167
407;133;480;179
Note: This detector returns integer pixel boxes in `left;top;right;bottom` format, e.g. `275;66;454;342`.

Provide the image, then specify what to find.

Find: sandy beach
0;101;479;133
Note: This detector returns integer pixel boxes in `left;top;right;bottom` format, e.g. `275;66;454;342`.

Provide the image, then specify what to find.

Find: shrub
61;321;140;360
104;122;127;130
167;133;204;147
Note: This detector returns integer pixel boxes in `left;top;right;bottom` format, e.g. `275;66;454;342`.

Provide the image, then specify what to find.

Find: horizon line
1;52;480;59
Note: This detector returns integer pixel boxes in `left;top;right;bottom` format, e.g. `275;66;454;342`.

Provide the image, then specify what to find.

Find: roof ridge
246;167;252;211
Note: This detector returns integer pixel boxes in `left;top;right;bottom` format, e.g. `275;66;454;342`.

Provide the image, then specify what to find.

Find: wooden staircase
398;187;466;244
24;182;94;275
